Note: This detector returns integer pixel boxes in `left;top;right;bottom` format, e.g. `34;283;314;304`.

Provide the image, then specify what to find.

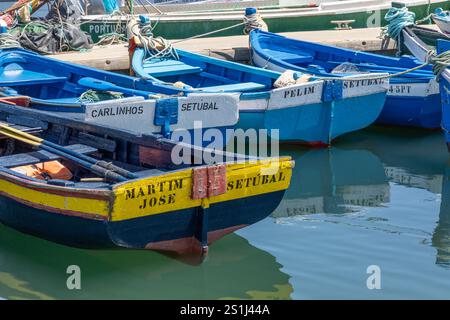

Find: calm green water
0;126;450;299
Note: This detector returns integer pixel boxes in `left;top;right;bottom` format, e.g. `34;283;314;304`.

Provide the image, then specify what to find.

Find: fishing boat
0;48;240;147
129;27;388;145
81;0;448;42
249;29;441;129
432;7;450;34
400;24;450;62
436;39;450;150
0;102;294;256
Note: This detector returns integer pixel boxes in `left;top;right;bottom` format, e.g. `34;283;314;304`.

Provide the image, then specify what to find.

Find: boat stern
108;157;294;256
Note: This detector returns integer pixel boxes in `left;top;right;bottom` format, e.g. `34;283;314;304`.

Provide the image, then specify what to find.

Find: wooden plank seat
0;144;97;168
0;70;68;86
143;60;202;77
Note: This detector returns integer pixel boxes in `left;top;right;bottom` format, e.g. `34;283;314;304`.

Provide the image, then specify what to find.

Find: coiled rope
0;32;21;49
130;17;179;61
381;6;416;44
243;11;268;35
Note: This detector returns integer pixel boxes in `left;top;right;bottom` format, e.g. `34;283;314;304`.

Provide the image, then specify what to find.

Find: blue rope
384;7;416;41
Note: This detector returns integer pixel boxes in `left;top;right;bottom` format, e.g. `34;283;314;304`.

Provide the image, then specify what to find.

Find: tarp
18;0;93;53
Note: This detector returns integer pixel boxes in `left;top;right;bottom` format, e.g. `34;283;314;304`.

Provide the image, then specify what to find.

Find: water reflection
274;146;389;218
340;127;448;194
0;223;291;300
271;127;450;274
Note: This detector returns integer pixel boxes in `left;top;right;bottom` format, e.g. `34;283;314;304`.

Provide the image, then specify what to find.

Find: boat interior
0;103;240;189
251;30;436;82
132;48;289;93
0;49;185;109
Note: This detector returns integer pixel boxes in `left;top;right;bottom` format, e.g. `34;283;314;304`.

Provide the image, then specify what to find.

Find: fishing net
78;89;124;104
13;0;94;54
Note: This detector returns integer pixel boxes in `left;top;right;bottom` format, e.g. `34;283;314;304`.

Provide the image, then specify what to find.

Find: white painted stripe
341;75;389;99
253;50;388;101
268;81;323;110
238;98;268;111
387;80;439;97
84;93;240;134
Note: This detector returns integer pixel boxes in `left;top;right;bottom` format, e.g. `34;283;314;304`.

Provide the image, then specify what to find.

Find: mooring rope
243;11;268;35
130;17;179;61
381;6;416;44
429;51;450;80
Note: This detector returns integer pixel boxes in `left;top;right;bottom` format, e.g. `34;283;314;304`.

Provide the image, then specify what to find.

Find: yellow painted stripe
0;178;110;219
111;157;294;222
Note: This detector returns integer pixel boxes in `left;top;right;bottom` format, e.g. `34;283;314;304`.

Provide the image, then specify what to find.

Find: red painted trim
145;224;247;255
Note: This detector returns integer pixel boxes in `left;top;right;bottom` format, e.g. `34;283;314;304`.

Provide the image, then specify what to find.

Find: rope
172;21;246;44
243;12;268;35
429;51;450;80
0;32;21;49
416;0;433;24
381;7;415;43
130;17;178;61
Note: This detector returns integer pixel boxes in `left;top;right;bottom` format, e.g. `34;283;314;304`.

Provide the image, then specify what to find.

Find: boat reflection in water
0;224;292;300
341;126;448;194
273;145;389;218
434;165;450;268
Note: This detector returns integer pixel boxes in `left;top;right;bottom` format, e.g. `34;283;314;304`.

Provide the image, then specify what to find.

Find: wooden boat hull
250;29;441;129
401;26;450;62
80;0;448;42
0;159;292;255
0;182;285;255
433;14;450;35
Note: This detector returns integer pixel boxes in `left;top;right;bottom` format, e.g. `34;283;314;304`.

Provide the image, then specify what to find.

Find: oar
0;127;127;183
0;127;128;183
78;77;153;98
0;124;138;180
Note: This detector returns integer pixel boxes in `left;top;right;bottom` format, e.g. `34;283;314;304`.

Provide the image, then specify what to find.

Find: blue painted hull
377;94;442;128
130;46;387;145
0;190;285;255
249;29;441;129
239;92;386;144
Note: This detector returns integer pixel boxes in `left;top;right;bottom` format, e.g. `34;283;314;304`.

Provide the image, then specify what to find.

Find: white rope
0;32;21;49
243;12;268;35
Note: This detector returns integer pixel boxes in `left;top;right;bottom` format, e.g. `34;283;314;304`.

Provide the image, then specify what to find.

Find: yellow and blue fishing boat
0;103;293;257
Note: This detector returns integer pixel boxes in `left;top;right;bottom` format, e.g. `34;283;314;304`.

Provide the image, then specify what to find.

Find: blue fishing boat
0;102;294;257
0;48;240;147
130;31;387;146
249;29;441;129
436;39;450;151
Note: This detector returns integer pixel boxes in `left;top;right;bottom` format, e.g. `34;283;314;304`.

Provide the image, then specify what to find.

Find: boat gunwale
81;0;446;22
